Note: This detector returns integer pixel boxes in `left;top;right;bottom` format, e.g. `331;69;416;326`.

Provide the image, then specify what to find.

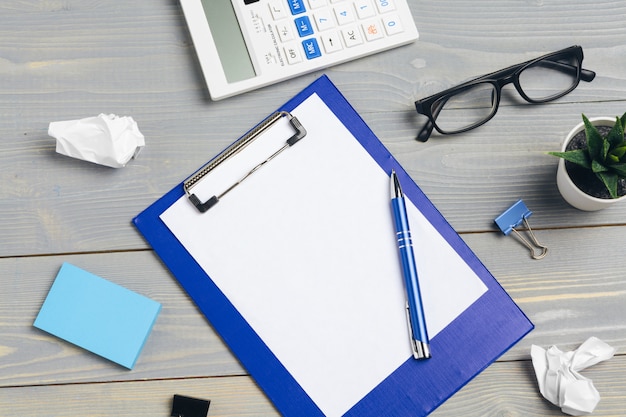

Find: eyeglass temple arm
416;120;434;142
416;97;448;142
581;68;596;82
535;59;596;82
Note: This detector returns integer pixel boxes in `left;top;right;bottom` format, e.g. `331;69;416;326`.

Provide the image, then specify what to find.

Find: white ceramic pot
556;117;626;211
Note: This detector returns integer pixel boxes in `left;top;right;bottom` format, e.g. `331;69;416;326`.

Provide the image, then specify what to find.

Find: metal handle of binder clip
510;218;548;260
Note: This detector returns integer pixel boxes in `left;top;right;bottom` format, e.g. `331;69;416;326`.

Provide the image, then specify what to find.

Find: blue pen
390;170;431;359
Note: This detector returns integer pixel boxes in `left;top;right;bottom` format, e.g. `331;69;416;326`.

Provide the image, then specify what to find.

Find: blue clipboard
133;75;533;416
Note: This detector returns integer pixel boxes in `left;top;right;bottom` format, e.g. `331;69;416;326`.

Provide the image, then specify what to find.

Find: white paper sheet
160;94;488;417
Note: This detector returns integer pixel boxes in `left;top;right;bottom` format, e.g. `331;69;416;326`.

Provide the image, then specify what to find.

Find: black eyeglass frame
414;45;596;142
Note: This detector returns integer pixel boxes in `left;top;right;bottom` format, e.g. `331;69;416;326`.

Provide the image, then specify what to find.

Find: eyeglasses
414;45;596;142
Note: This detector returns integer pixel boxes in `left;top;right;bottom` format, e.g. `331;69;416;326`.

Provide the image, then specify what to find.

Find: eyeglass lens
431;52;581;134
433;83;497;134
517;53;579;101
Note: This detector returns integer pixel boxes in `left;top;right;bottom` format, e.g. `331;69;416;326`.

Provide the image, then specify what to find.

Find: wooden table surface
2;1;625;416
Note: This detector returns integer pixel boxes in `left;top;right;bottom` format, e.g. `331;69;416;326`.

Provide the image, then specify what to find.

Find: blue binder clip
495;200;548;260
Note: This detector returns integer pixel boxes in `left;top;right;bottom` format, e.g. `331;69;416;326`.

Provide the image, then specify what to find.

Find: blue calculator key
287;0;306;15
302;38;322;60
295;16;314;37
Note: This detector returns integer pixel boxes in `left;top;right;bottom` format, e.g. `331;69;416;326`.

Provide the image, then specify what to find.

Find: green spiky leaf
596;171;619;198
609;163;626;177
583;114;604;160
606;115;626;147
592;159;608;173
548;149;591;169
601;138;610;161
609;145;626;161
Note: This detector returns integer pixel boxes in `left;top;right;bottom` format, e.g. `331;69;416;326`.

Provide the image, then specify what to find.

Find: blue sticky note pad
34;263;161;369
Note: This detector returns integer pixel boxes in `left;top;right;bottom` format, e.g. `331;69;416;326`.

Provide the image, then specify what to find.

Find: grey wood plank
3;356;624;417
1;375;279;417
462;226;626;360
2;225;624;386
432;354;626;416
4;100;626;256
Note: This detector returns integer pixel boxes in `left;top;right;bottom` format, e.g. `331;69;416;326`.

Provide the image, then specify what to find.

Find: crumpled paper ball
49;113;145;168
531;337;615;416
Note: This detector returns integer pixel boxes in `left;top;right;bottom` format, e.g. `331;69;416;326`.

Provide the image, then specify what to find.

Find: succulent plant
549;112;626;198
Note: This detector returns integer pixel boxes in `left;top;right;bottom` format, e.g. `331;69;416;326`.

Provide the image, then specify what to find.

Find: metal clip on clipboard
183;111;307;213
495;199;548;260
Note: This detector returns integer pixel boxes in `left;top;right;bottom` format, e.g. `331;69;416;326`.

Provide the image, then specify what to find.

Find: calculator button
276;22;295;42
302;38;322;59
284;42;304;64
288;0;307;15
314;9;336;31
374;0;396;13
268;0;289;20
362;20;384;41
382;14;403;35
295;15;315;37
334;4;355;25
321;31;343;53
307;0;327;9
342;25;363;47
354;0;376;19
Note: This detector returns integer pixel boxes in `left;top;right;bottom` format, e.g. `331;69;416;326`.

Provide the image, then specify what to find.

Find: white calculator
179;0;419;100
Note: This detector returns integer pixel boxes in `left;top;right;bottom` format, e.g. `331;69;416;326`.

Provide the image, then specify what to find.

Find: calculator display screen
200;0;256;83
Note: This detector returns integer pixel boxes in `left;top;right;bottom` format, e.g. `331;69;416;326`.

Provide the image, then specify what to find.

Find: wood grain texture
3;356;624;416
2;226;625;392
1;0;625;415
2;375;279;417
432;355;626;417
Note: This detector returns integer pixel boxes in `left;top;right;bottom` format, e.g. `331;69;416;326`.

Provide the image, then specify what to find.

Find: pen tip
391;170;402;198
